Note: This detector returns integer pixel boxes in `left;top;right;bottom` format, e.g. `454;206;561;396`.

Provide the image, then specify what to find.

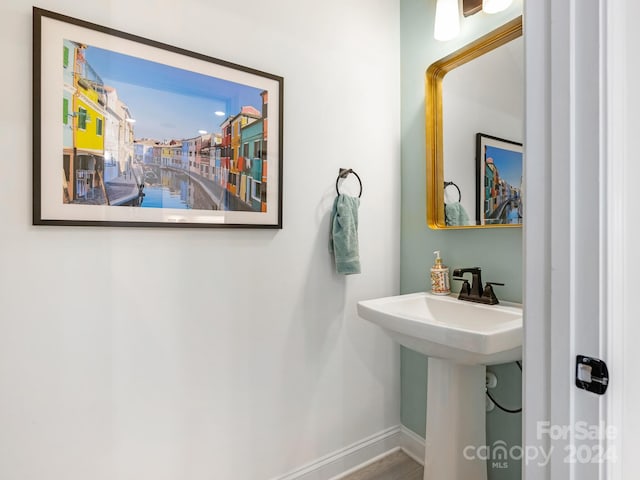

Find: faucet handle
452;277;471;296
482;282;504;305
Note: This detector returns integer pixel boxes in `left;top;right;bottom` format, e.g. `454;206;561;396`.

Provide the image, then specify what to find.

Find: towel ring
336;168;363;198
444;181;461;202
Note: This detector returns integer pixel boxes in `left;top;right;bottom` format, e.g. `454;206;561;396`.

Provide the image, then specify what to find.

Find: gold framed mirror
426;17;523;229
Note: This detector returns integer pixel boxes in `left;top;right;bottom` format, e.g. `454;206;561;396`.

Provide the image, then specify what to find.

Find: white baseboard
270;425;425;480
398;425;426;465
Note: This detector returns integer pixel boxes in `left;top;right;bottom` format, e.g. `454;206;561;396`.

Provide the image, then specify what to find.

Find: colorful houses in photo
62;40;107;203
196;134;212;177
134;139;155;165
219;118;232;191
484;158;498;216
225;92;270;212
239;117;264;211
152;144;162;165
101;86;134;182
169;141;182;170
62;40;135;204
260;91;269;213
225;106;261;199
211;134;222;183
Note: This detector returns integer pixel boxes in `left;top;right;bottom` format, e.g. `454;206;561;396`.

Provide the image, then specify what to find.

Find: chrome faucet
451;267;503;305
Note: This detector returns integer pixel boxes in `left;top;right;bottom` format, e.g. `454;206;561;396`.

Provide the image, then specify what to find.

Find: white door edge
524;0;619;478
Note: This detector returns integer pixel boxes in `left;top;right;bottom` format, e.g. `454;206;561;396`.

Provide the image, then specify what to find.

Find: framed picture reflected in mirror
476;133;523;226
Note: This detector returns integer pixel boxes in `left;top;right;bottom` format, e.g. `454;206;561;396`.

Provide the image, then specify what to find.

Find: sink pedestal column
423;358;487;480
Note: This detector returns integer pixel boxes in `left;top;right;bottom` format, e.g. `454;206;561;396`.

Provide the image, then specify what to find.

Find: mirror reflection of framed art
476;133;523;226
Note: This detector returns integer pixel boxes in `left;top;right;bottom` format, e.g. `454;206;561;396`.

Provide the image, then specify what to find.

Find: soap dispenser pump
430;251;450;295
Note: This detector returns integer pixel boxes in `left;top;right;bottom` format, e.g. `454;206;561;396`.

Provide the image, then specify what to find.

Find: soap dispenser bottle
430;251;450;295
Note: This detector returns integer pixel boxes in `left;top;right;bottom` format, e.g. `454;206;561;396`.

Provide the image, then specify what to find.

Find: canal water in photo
140;167;217;210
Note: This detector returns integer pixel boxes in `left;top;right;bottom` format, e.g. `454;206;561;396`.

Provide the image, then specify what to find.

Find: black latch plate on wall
576;355;609;395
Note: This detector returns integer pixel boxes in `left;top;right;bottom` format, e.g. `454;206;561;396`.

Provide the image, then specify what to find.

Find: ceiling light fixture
434;0;460;42
482;0;513;14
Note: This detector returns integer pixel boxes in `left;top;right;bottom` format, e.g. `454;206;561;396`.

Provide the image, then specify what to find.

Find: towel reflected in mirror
444;182;472;226
445;202;471;226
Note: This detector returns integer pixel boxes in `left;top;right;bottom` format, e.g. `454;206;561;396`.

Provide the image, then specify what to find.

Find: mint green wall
400;0;523;479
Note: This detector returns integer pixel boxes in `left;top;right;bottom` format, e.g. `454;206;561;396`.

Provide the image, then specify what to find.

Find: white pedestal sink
357;292;522;480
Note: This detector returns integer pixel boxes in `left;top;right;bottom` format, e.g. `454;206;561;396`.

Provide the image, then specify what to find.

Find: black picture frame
33;7;283;228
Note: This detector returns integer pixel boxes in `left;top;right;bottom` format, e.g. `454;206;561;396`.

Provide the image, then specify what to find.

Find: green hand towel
445;202;471;226
329;194;361;275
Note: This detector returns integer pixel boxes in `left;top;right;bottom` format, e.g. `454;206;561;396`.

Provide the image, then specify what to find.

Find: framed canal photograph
33;8;283;228
476;133;523;226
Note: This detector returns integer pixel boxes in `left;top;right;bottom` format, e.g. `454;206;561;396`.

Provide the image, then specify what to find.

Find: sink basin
357;292;522;365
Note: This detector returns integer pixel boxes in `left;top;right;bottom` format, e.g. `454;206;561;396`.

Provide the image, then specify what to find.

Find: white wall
0;1;401;479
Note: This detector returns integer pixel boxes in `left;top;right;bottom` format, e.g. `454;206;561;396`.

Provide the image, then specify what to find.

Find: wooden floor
339;450;423;480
